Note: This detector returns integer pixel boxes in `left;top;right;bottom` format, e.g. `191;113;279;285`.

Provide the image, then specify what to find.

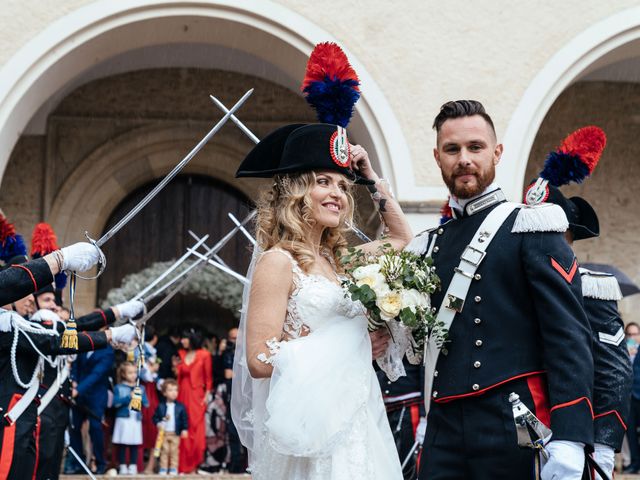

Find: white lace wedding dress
243;248;403;480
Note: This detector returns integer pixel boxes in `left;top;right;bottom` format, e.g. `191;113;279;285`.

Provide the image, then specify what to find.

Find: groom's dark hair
432;100;496;139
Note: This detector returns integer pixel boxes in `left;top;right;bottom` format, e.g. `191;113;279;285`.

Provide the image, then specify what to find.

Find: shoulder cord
6;311;59;388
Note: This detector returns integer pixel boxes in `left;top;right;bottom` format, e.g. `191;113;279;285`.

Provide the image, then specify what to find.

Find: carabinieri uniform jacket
410;189;595;446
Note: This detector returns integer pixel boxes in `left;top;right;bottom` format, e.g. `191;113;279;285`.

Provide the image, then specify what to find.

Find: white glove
415;417;427;445
109;324;137;344
114;300;145;319
593;443;615;480
541;440;586;480
60;242;100;272
31;309;61;325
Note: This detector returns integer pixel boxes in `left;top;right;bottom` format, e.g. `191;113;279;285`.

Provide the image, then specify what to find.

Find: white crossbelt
4;357;43;425
424;202;519;415
37;360;70;415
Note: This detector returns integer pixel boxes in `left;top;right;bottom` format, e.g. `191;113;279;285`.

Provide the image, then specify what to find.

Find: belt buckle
445;294;464;313
3;413;14;426
461;245;486;267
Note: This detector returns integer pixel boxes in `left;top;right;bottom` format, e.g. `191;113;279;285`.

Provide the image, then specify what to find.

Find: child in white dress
112;361;149;475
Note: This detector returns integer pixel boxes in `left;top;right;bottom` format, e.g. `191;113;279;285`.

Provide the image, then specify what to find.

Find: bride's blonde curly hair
255;171;355;272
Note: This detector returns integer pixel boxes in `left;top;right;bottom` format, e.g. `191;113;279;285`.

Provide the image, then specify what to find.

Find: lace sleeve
375;322;422;382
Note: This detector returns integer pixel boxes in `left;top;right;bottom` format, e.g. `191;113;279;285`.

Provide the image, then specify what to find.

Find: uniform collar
449;183;504;218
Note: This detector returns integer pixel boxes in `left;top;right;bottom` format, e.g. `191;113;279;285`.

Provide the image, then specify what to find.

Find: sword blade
187;247;249;284
96;89;254;247
209;95;260;144
227;212;256;246
347;222;372;242
136;211;256;322
132;235;209;301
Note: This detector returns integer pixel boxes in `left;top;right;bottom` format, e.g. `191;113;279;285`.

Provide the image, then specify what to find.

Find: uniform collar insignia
462;189;506;217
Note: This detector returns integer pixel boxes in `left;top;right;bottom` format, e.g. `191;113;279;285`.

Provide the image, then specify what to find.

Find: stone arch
500;6;640;200
0;0;413;198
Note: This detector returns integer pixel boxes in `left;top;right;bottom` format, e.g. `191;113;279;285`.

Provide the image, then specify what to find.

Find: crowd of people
64;325;247;476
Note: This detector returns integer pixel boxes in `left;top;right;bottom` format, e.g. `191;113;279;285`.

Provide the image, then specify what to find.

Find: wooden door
97;174;252;336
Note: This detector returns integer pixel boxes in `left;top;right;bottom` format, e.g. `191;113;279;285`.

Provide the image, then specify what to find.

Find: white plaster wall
0;0;638;194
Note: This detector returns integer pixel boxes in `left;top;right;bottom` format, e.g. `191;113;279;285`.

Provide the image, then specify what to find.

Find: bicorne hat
236;42;372;184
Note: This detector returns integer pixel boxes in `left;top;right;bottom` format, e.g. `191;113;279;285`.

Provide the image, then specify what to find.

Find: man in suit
67;343;115;475
410;100;594;480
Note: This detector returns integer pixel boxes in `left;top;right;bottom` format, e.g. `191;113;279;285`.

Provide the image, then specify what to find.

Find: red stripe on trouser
32;417;40;480
0;394;22;480
410;403;420;436
526;374;551;428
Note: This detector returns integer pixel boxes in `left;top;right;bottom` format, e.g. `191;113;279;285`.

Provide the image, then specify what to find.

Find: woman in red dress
176;329;212;473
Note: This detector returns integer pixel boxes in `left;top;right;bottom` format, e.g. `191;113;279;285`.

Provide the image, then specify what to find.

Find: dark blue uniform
579;269;632;450
36;307;117;480
413;190;594;480
0;258;108;480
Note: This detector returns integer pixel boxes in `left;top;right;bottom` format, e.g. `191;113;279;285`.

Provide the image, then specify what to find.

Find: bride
231;122;413;479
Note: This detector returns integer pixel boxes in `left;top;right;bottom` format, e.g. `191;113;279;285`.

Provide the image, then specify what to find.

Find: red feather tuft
0;214;15;245
31;223;59;257
557;126;606;174
301;42;360;91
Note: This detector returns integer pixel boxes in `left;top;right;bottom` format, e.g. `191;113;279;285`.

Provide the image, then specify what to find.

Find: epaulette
579;267;623;301
0;309;13;333
511;203;569;233
405;227;438;255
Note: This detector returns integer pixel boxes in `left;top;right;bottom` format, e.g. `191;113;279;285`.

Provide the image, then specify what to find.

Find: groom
411;100;594;479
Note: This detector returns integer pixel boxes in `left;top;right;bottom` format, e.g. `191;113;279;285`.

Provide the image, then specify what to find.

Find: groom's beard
442;163;496;199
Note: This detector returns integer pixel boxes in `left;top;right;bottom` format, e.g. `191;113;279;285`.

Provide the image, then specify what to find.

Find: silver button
434;370;438;377
475;340;483;347
437;228;444;235
474;361;481;368
433;246;440;253
384;390;389;394
441;348;448;356
474;318;481;324
474;274;481;280
472;384;480;391
432;391;438;398
387;381;392;385
474;296;481;303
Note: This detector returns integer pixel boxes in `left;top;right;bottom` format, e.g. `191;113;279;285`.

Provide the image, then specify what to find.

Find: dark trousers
627;397;640;469
36;396;69;480
387;402;421;480
419;379;537;480
69;401;106;473
227;417;245;473
0;401;38;480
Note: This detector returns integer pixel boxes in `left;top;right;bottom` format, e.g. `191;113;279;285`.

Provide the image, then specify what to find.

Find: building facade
0;0;639;323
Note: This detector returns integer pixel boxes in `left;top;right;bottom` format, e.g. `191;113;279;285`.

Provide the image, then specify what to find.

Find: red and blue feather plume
0;213;27;263
301;42;360;128
31;222;67;289
539;126;606;186
440;198;453;224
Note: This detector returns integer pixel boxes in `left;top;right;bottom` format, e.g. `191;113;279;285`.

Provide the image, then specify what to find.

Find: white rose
400;288;429;313
376;290;403;320
353;264;381;279
353;264;386;292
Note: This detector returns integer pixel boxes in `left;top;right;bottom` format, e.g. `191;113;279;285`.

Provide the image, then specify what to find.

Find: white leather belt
384;391;422;404
4;358;43;425
38;361;70;415
424;202;519;414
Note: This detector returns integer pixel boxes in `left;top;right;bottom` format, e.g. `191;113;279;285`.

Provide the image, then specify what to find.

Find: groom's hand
370;329;390;359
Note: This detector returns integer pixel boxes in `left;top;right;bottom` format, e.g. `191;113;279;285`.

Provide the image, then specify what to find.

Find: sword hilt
509;392;552;459
72;232;106;280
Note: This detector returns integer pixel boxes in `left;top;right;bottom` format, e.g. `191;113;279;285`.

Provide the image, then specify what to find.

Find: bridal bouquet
340;244;445;351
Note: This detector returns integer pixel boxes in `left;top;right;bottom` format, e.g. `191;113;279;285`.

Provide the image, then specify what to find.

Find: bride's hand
369;329;390;359
350;144;379;183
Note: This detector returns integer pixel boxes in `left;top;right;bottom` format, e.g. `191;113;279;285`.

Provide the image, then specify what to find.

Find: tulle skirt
251;317;403;480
